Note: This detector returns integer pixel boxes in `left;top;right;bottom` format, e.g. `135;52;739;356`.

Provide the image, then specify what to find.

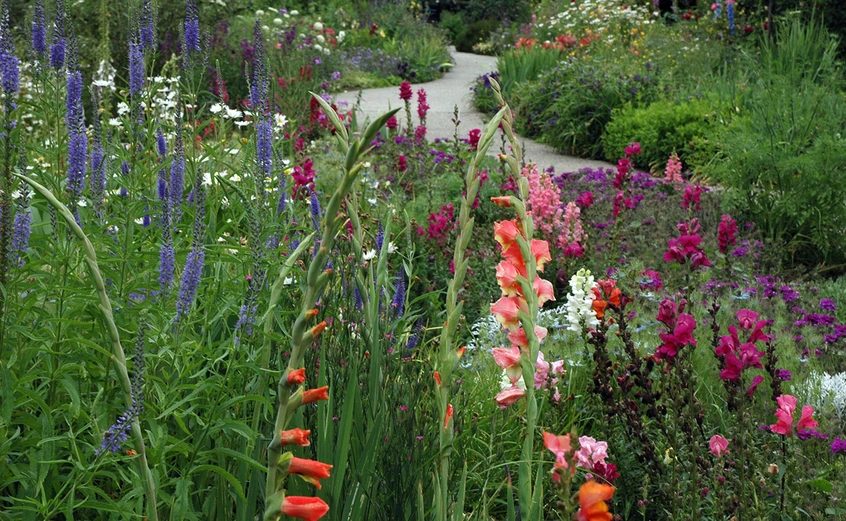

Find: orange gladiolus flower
491;296;527;331
491;196;512;207
287;368;306;385
280;496;330;521
507;326;548;349
495;260;521;296
533;277;555;306
288;457;333;489
530;239;551;272
280;428;311;447
494;220;520;249
302;386;329;404
433;371;442;386
576;481;615;521
444;403;454;430
311;321;328;337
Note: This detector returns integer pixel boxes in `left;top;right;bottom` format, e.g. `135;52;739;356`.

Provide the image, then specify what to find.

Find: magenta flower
717;214;738;254
624;142;641;156
399;81;413;101
770;394;818;436
655;313;696;360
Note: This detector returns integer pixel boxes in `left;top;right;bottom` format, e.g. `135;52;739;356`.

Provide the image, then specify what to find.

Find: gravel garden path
335;48;614;173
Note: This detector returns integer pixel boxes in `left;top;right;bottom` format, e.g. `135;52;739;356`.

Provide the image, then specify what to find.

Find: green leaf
808;478;833;494
190;464;246;501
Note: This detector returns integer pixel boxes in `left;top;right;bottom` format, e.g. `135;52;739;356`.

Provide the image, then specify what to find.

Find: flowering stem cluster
262;97;398;521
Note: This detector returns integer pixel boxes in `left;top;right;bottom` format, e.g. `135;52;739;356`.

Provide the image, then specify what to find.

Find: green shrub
602;99;726;170
496;47;565;99
438;10;467;43
514;61;661;159
454;19;500;53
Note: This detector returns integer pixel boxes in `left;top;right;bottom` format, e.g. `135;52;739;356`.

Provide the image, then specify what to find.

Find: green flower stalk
263;95;398;521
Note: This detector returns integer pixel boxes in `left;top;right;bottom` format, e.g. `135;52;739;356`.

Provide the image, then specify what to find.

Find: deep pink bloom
682;184;703;211
613;158;631;189
397;154;407;172
718;214;738;254
386;115;398;129
416;88;429;122
709;435;729;457
656;298;678;328
771;394;817;436
575;191;594;208
399;81;413;101
624;142;641;156
467;128;481;151
656;313;696;360
746;375;764;396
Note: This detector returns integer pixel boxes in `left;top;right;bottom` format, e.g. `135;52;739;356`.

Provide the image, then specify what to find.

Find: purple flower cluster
98;326;146;455
392;270;405;317
820;298;837;312
66;70;86;196
832;438;846;454
257;118;272;178
0;9;19;97
50;0;66;69
184;0;201;54
176;247;204;319
249;20;268;111
775;369;792;381
11;190;31;266
32;0;47;55
128;40;144;97
140;0;155;50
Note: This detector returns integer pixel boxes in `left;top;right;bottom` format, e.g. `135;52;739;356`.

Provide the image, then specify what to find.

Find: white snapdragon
565;268;599;333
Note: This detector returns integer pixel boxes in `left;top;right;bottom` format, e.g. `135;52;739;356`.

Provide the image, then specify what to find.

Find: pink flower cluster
423;203;455;246
399;81;413;101
717;214;738;254
654;298;696;361
292;158;316;194
715;309;769;381
467;128;481;151
525;164;563;237
771;394;818;436
664;218;712;268
559;202;586;258
535;351;566;393
417;88;429;124
614;142;641;189
576;436;619;482
682;184;703;211
665;154;683;184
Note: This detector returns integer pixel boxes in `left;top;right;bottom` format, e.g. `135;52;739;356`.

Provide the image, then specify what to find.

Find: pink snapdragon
426;203;455;246
770;394;818;436
664;219;712;268
709;435;729;457
715;309;770;381
416;88;429;124
524;164;563;237
682;184;703;211
665;154;683;184
558;201;586;258
655;313;696;361
576;436;619;482
399;81;413;101
717;214;738;254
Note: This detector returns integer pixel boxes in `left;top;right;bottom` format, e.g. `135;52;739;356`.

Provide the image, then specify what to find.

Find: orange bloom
494;220;520;249
287;368;307;385
288;457;333;489
530;239;551;272
280;428;311;447
311;321;328;337
592;299;609;320
491;196;512;207
576;481;615;521
495;260;521;296
302;386;329;404
491;296;527;331
433;371;442;386
444;403;454;430
281;496;330;521
507;326;548;349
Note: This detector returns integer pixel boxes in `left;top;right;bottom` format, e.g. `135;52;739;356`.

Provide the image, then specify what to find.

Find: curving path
335;48;613;173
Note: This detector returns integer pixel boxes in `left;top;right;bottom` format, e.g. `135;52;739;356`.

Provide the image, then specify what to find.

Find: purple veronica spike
309;190;321;232
139;0;155;50
0;43;17;97
157;167;167;201
170;127;184;212
256;117;272;178
128;39;144;97
90;138;106;206
176;246;204;319
97;326;146;455
66;70;87;197
32;0;47;55
392;270;405;316
155;127;166;157
376;221;384;251
50;0;66;69
159;199;175;294
11;190;31;266
249;19;267;111
184;0;200;54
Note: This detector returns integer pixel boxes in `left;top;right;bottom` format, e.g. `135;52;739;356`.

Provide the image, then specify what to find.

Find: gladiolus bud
302;386;329;404
311;321;328;337
306;308;319;319
444;403;453;430
288;457;333;489
456;347;466;359
280;496;330;521
287;368;306;385
433;371;442;386
491;196;512;207
280;428;311;446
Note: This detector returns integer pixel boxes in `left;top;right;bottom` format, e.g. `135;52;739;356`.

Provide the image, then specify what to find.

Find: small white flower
273;18;283;26
234;121;251;128
314;44;323;52
362;249;377;261
316;34;325;45
135;218;145;225
313;21;324;32
116;102;130;116
255;9;265;16
225;108;243;119
338;30;345;41
387;242;397;254
274;113;288;129
290;10;299;16
210;103;224;114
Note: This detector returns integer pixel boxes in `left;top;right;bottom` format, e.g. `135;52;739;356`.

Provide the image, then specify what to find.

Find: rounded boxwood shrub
602;98;725;170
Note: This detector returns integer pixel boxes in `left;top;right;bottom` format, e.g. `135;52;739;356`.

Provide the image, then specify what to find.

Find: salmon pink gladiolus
576;481;615;521
280;496;330;521
491;296;527;331
288;457;333;489
496;261;521;296
534;277;555;306
494;220;520;249
507;326;548;349
495;386;526;408
530;239;551;272
492;344;522;383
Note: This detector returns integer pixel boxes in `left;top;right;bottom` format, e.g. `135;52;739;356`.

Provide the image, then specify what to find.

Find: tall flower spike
50;0;66;69
32;0;47;56
183;0;200;54
139;0;155;50
128;38;144;97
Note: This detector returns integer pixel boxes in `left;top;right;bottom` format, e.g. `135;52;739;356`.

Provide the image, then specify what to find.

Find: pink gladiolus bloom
507;326;548;348
491;296;526;331
495;261;521;296
534;277;555;305
495;386;526;408
491;196;512;207
535;351;550;389
492;345;523;384
531;239;552;272
494;220;520;249
709;435;729;457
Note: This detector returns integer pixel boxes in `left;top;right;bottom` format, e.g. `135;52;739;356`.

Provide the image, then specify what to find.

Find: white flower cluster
538;0;654;33
801;371;846;427
565;268;599;334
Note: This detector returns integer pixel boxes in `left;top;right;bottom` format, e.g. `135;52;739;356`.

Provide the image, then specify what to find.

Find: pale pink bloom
524;164;562;237
577;436;609;469
535;351;549;389
770;394;817;436
558;201;586;252
507;326;548;348
491;296;526;331
534;277;555;305
665;154;683;184
543;431;573;481
492;345;522;384
553;387;562;402
709;435;729;457
495;386;526;408
551;359;566;376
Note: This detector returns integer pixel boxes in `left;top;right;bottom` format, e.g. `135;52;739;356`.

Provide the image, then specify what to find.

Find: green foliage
444;0;531;25
454;19;501;54
602;98;726;171
515;61;661;159
496;47;565;100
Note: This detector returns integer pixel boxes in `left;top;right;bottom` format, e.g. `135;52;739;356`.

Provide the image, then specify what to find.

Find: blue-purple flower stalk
170;126;184;215
128;39;144;97
0;1;18;101
89;117;106;211
176;172;206;320
257;117;272;178
11;189;31;266
65;69;86;197
139;0;155;50
50;0;66;69
32;0;47;56
392;270;405;317
184;0;200;54
250;19;268;112
155;126;166;157
159;198;175;294
97;324;146;455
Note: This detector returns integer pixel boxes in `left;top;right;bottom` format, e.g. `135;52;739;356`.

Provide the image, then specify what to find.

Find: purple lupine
249;19;267;111
256;117;272;178
176;246;204;319
183;0;200;54
169;126;184;213
32;0;47;55
159;199;175;294
50;0;66;69
139;0;155;50
392;270;405;316
128;39;144;97
97;325;146;455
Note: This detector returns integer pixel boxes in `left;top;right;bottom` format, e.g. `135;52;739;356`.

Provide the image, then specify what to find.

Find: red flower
288;457;333;489
280;428;311;446
302;386;329;404
287;368;306;385
281;496;330;521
